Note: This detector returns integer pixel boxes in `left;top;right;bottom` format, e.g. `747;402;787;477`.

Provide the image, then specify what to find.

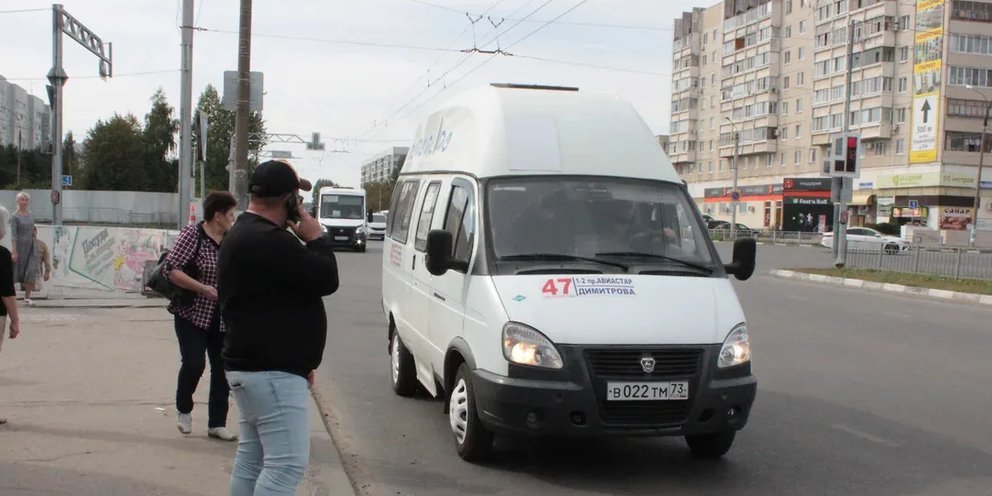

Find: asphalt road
316;242;992;496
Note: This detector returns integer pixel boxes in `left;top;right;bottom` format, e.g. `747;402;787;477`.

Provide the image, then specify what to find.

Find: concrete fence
0;190;179;226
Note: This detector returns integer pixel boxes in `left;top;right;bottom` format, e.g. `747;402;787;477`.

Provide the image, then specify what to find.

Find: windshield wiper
501;253;629;272
595;252;713;273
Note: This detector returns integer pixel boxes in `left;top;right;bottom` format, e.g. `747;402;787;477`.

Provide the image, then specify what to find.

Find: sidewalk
0;306;354;495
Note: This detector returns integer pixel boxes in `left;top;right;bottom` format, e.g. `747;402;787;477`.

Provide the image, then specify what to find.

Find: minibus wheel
390;332;417;397
450;364;493;461
685;430;736;459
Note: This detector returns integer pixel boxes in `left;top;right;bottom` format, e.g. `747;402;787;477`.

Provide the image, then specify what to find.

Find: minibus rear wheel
685;430;736;459
390;332;417;397
450;364;494;461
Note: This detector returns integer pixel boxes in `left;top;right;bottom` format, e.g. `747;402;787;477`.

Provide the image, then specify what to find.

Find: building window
799;21;807;33
949;66;992;87
946;131;992;151
783;101;790;114
703;33;708;44
952;1;992;23
787;0;793;14
795;124;802;138
869;142;887;155
899;15;910;30
781;127;788;139
799;47;806;60
794;150;801;165
780;152;786;167
896;139;905;154
797;72;805;85
783;76;791;89
797;98;803;113
951;34;992;55
809;149;817;163
785;51;792;64
900;46;910;62
896;107;907;123
947;98;989;118
898;77;908;92
785;25;792;38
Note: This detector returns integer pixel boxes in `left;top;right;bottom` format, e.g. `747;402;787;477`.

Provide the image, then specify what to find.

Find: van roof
401;84;680;183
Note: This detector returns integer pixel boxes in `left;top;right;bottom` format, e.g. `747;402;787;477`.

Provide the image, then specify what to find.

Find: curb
310;387;363;496
771;269;992;306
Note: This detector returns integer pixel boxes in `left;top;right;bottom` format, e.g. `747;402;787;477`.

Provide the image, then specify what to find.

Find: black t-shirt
0;247;15;316
218;213;340;378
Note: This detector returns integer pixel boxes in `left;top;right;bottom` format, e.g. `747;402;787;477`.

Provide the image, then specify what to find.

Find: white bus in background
318;187;369;252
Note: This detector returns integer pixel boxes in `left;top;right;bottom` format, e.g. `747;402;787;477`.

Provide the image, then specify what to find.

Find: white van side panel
459;276;510;376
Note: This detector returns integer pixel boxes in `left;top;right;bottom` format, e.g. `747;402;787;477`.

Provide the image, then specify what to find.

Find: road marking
830;424;900;448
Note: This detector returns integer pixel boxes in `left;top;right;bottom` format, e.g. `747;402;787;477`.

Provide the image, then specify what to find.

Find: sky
1;0;714;188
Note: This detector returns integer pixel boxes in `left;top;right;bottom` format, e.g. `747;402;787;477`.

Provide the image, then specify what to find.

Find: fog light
728;406;741;419
570;412;586;426
526;411;540;425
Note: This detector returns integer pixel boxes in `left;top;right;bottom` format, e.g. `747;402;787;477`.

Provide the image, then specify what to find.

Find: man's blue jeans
226;371;310;496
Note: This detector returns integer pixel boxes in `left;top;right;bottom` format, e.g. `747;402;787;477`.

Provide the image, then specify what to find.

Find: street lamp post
725;116;740;239
965;85;989;246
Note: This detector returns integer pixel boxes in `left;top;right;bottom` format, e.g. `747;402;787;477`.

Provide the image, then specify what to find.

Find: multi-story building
360;146;409;187
670;0;992;232
0;75;51;151
656;134;670;153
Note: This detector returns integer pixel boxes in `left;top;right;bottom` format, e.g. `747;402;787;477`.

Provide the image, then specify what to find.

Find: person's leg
227;371;263;496
253;372;311;496
22;282;32;303
205;323;232;430
174;317;207;424
0;316;6;425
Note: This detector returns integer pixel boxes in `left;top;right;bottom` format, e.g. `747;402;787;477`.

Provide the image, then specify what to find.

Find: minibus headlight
718;324;751;368
502;322;563;369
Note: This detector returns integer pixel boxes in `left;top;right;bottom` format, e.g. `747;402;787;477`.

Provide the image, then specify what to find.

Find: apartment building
0;76;50;151
670;0;992;232
360;146;409;187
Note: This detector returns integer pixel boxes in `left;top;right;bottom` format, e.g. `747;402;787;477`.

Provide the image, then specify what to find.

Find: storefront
701;183;783;228
871;172;978;229
782;178;833;233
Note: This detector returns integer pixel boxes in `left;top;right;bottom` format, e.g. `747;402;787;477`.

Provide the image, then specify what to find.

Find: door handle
412;255;416;270
433;292;446;302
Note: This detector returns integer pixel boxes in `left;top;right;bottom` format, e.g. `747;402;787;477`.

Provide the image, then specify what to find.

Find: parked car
708;220;756;237
820;227;909;254
369;212;388;240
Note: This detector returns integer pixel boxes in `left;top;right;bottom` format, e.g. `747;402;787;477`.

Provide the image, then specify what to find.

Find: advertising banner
910;0;945;164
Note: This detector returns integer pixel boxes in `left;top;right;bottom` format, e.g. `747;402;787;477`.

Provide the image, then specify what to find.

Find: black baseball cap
248;160;312;197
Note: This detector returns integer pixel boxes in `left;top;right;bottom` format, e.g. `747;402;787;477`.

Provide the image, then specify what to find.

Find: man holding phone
218;159;339;496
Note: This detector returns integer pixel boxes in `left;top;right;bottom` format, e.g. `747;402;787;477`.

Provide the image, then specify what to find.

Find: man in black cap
217;159;339;496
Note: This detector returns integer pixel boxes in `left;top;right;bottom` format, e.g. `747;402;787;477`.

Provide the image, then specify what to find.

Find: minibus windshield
321;194;365;220
487;177;714;270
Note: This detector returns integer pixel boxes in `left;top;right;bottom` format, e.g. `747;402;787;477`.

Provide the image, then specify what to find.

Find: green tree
193;85;266;191
0;145;53;190
364;181;395;212
142;88;179;192
310;178;340;206
63;131;79;177
79;114;147;191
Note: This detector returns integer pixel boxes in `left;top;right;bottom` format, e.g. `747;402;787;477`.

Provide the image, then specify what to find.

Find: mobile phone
286;194;301;223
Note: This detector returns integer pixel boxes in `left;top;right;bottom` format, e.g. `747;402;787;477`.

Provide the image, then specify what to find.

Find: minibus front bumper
470;344;756;437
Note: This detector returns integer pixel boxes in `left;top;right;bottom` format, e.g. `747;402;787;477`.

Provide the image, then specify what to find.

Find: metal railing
845;245;992;280
708;229;824;245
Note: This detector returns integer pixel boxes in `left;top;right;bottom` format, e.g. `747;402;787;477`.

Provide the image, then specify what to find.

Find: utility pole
835;19;858;267
178;0;194;229
731;130;740;239
232;0;253;207
973;101;990;246
47;4;111;226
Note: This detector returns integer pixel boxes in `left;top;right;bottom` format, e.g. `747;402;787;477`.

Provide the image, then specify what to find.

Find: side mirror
724;237;756;281
425;230;453;276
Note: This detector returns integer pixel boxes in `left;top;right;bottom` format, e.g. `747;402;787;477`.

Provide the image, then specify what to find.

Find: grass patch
793;268;992;296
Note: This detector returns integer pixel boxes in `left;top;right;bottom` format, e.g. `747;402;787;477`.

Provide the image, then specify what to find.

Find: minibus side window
387;180;420;243
443;184;476;269
414;182;442;252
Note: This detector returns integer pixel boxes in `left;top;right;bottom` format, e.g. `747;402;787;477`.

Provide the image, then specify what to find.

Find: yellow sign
911;0;946;164
876;172;978;189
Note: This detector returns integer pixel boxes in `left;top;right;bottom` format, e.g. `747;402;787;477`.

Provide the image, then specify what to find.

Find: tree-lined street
316;243;992;496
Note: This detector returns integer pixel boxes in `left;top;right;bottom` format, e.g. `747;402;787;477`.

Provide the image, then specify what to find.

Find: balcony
670;150;698;164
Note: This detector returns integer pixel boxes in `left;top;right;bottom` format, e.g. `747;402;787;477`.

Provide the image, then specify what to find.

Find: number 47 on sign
542;278;573;297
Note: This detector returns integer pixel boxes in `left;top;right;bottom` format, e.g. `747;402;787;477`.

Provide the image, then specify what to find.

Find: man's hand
307;370;316;389
10;251;17;263
43;271;51;282
9;319;19;339
200;285;219;302
663;227;677;242
289;207;323;243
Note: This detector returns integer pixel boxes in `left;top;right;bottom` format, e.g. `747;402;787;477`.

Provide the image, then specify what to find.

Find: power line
196;27;466;53
0;8;48;14
4;69;179;82
505;0;589;50
194;0;208;26
513;54;667;76
402;0;670;31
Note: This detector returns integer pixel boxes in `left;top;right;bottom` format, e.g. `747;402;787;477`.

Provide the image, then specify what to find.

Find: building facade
360;146;409;187
670;0;992;232
0;76;51;151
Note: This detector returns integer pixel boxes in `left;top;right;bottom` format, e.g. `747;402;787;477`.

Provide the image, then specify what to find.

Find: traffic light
845;136;859;174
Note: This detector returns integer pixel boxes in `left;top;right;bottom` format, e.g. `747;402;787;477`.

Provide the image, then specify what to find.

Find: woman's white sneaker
208;427;237;441
177;412;192;434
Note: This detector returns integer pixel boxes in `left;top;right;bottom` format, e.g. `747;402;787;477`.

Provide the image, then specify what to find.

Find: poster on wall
910;0;945;164
938;207;973;230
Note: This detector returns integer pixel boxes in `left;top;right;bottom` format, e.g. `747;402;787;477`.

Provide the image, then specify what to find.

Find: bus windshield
320;194;365;220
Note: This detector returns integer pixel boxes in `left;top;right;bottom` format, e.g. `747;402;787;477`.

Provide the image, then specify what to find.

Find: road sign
222;71;264;112
908;200;919;209
730;191;741;201
62;174;72;186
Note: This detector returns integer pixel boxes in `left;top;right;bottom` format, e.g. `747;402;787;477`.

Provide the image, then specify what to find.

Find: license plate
606;381;689;401
334;236;349;241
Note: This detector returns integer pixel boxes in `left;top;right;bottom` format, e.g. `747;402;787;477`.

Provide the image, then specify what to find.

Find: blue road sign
62;175;72;186
908;200;919;209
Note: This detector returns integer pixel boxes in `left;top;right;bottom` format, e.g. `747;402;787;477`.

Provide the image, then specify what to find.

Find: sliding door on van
382;178;421;355
407;179;445;388
427;177;477;371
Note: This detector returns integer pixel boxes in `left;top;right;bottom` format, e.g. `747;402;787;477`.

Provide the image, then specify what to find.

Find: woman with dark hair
163;191;239;441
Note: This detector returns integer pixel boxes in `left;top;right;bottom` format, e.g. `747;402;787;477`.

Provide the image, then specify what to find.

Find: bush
866;222;900;235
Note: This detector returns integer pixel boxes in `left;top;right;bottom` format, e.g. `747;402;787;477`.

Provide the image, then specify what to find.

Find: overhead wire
0;8;49;14
402;0;670;31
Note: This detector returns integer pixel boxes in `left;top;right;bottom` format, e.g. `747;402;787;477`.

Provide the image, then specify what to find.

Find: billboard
781;178;833;232
910;0;945;163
